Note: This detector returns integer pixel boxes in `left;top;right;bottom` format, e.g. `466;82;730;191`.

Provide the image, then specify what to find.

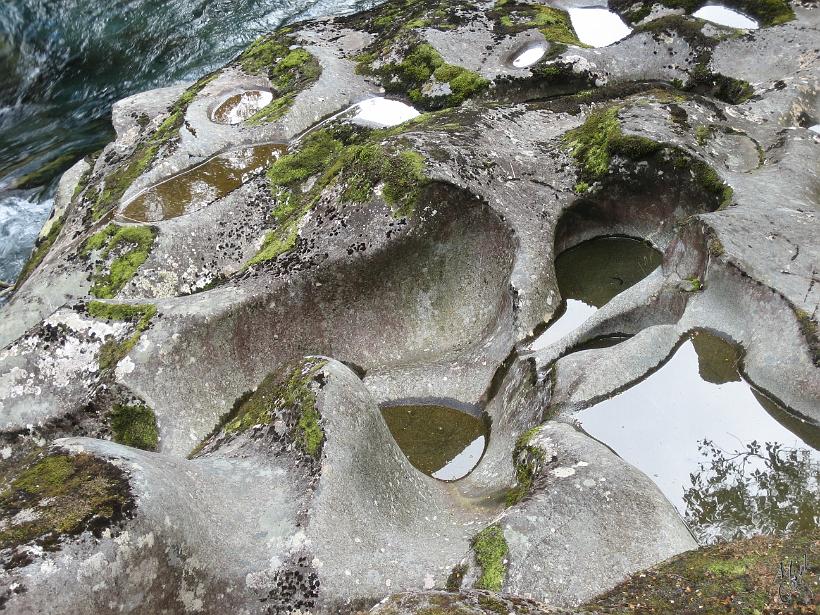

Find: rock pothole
576;329;819;544
380;401;489;481
210;90;275;125
531;235;662;350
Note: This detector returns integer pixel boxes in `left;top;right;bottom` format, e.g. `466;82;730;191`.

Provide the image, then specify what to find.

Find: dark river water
0;0;378;283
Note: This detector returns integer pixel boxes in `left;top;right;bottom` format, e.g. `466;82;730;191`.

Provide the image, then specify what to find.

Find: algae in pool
121;143;285;222
381;404;488;481
577;330;819;544
532;236;662;350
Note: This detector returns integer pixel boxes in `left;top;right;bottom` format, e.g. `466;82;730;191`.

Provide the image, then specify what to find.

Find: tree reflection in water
684;439;820;544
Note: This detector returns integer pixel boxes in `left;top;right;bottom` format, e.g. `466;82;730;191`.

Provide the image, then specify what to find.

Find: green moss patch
236;29;322;125
490;0;586;47
564;106;661;180
0;450;133;556
82;224;157;298
92;73;217;219
87;300;157;370
193;358;328;459
248;127;429;266
564;104;732;206
472;524;509;591
359;41;488;111
582;531;819;613
110;404;159;451
506;427;547;506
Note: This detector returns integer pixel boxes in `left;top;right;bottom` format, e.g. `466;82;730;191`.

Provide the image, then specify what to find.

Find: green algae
82;224;157;298
14;153;78;191
472;524;509;591
0;450;132;554
14;215;64;289
110;404;159;451
87;300;157;370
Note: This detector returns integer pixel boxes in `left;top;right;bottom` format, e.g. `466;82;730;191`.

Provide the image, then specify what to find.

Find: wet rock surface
0;0;818;612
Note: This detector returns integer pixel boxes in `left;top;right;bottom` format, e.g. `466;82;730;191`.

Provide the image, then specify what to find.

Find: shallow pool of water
512;44;547;68
568;8;632;47
531;236;662;350
577;330;819;543
350;97;420;128
121;143;284;222
692;5;759;29
381;403;488;481
211;90;274;125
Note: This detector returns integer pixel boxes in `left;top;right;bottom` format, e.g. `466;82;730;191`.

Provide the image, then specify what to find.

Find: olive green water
381;404;488;481
121;143;284;222
577;330;820;544
532;236;662;349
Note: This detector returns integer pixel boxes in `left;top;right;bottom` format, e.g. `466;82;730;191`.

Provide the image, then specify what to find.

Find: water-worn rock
0;0;817;612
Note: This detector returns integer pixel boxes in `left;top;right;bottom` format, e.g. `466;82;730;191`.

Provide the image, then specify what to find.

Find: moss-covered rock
248;126;429;266
0;449;133;564
110;404;159;451
82;224;157;298
472;524;509;591
563;104;733;206
358;40;488;111
191;358;328;459
236;28;322;125
86;300;157;370
631;15;755;104
506;427;548;506
489;0;586;47
581;531;819;613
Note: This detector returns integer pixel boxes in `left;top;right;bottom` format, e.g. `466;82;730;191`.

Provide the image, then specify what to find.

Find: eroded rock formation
0;0;817;612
